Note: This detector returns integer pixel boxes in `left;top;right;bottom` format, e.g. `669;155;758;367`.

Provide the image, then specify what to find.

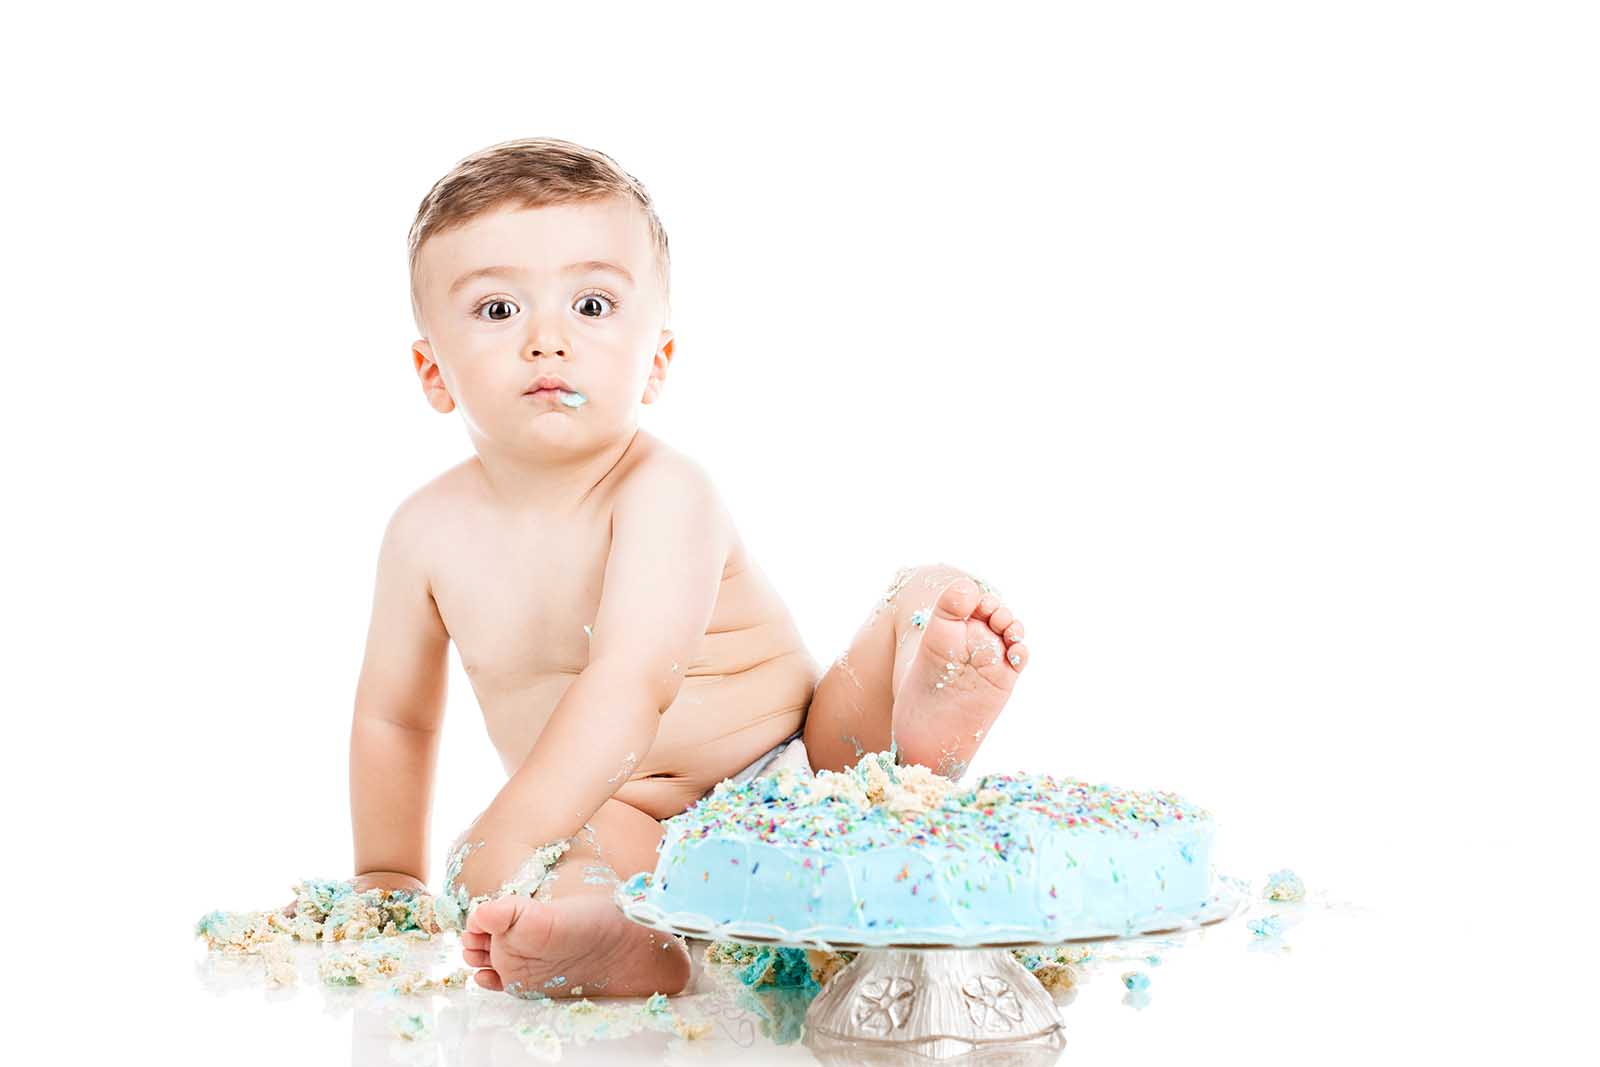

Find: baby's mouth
525;386;589;409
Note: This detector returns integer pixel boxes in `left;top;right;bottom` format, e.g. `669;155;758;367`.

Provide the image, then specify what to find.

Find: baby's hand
352;871;429;895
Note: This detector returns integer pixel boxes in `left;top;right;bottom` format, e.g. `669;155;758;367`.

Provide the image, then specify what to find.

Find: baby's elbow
646;672;683;717
589;656;683;717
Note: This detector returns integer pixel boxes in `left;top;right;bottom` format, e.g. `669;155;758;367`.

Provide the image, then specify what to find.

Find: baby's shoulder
382;459;480;544
611;435;723;513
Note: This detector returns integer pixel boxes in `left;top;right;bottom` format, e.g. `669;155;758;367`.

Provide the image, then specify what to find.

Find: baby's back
413;432;819;819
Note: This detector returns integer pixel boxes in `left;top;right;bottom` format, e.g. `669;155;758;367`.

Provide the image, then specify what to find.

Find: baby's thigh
542;797;664;902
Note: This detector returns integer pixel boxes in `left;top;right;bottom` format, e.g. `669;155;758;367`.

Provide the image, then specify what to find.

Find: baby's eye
472;292;619;322
574;292;618;318
476;299;518;322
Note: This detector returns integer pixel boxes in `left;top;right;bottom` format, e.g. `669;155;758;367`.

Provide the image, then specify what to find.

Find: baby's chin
503;413;635;450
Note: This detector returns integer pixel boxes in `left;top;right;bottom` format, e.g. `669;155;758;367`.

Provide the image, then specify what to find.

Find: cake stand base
621;873;1249;1062
803;946;1066;1064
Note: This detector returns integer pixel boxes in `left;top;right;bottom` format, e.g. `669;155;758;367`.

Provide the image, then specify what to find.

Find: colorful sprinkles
664;751;1212;858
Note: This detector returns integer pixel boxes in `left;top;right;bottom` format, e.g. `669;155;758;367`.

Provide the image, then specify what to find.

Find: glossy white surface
158;883;1443;1064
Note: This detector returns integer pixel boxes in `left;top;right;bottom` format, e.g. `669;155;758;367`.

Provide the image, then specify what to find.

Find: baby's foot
461;893;690;999
890;577;1028;778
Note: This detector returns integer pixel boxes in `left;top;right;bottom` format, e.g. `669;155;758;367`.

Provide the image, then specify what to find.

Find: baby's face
410;197;672;457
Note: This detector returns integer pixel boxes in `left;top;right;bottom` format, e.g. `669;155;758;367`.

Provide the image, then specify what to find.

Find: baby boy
342;137;1031;998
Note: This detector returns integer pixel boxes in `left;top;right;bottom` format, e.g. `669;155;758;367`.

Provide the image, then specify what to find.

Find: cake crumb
260;941;298;986
785;750;960;817
1248;914;1284;939
1031;960;1079;992
386;967;472;995
806;948;854;988
317;943;404;986
705;943;821;989
513;1022;562;1061
642;991;713;1039
1263;868;1306;902
392;1010;433;1041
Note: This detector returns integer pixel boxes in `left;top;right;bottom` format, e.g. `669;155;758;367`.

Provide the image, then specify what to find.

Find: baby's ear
412;341;455;414
641;331;674;405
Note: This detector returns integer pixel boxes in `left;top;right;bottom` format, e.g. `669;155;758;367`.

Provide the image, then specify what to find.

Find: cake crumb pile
705;940;1092;994
195;878;449;990
195;877;442;953
318;942;470;993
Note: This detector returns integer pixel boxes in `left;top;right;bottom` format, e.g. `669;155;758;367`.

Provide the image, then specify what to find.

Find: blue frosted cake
617;752;1216;946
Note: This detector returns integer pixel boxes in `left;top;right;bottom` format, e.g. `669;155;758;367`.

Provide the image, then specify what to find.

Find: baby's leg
460;797;691;998
802;562;1029;779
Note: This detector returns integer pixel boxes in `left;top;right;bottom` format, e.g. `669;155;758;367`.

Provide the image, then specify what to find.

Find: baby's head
406;137;674;457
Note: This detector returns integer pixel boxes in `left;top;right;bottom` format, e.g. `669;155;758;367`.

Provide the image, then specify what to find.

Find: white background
4;1;1592;1062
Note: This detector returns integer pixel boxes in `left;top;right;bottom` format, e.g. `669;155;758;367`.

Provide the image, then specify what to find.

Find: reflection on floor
192;873;1366;1065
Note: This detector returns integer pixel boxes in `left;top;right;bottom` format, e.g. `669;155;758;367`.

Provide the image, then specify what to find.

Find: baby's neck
470;428;640;512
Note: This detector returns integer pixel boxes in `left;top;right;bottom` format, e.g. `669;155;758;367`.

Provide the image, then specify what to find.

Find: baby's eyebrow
448;260;634;296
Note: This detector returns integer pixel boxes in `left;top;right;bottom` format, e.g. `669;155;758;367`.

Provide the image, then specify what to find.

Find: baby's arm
348;497;450;885
451;454;728;898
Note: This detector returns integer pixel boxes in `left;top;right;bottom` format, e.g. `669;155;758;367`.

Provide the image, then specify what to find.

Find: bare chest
420;491;820;810
428;518;608;690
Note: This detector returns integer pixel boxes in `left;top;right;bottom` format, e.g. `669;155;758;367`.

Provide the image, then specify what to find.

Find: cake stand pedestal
619;874;1248;1063
804;942;1069;1062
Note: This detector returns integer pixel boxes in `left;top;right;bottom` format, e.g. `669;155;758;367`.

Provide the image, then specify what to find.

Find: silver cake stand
618;873;1249;1063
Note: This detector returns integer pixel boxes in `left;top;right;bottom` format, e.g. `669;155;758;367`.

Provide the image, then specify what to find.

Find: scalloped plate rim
613;872;1251;950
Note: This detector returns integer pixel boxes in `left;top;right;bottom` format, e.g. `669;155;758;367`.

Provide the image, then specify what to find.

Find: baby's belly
612;651;819;820
477;650;821;823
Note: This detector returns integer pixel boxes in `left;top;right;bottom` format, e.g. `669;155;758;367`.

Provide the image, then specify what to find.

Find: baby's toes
1004;641;1029;671
474;968;504;991
986;604;1015;638
934;577;984;621
973;593;1002;621
463;946;491;968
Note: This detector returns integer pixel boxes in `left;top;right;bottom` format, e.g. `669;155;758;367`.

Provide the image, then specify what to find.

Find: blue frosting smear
635;753;1216;942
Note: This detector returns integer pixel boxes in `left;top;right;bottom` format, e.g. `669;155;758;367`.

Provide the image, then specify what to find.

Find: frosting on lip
525;387;589;409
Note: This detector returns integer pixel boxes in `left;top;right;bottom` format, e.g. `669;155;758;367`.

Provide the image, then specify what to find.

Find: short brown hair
407;137;671;332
